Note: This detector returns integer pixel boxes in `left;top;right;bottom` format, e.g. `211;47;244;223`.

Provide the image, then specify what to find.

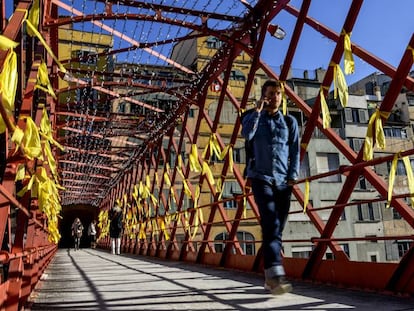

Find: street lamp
267;24;286;40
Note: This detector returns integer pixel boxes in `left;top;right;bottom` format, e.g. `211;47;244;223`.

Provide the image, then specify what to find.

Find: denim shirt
241;109;300;186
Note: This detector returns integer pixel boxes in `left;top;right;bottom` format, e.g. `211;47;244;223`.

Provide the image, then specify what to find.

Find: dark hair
261;79;282;97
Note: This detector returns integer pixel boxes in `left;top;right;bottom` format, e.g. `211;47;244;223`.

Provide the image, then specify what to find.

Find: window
393;208;402;219
206;37;223;49
233;148;244;164
357;202;381;221
316;153;341;182
397;241;411;258
344;108;368;123
220;181;242;209
117;102;126;113
75;50;97;65
214;231;255;255
189;108;195;118
349;138;364;152
383;127;407;138
292;246;312;258
169;151;176;167
76;85;98;106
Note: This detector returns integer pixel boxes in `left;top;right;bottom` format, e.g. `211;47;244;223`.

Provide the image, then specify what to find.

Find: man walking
241;79;300;295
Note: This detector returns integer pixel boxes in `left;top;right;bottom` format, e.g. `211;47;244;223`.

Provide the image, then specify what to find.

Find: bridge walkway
26;249;414;310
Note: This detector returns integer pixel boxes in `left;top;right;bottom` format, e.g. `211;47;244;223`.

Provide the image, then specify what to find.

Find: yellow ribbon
408;46;414;60
320;87;331;129
0;49;18;133
15;164;26;181
343;31;355;75
216;177;223;200
402;156;414;208
191;185;202;240
202;162;215;186
183;179;192;197
159;217;170;240
301;142;308;151
25;20;66;73
40;107;64;150
20;116;43;160
35;60;57;99
387;153;414;208
164;171;171;186
44;140;58;177
303;179;310;213
27;0;40;37
363;110;390;161
281;81;287;115
0;35;19;50
331;62;348;107
189;144;202;172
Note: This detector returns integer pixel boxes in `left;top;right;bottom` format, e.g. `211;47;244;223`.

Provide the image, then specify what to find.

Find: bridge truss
0;0;413;308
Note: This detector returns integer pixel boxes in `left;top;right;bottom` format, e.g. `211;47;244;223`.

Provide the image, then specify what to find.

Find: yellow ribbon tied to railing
40;107;64;150
191;185;202;240
303;179;310;213
35;60;57;99
387;153;399;208
216;177;223;200
189;144;202;172
343;31;355;75
159;217;170;241
154;172;159;187
44;140;58;177
402;156;414;208
27;0;39;37
97;210;110;241
203;133;221;160
20;116;43;160
15;164;26;181
183;179;192;198
220;145;234;172
0;48;18;133
387;152;414;208
331;62;348;107
0;35;19;50
164;171;171;187
183;210;191;235
363;110;389;161
408;46;414;60
281;81;287;115
202;162;215;186
25;20;66;74
320;86;331;129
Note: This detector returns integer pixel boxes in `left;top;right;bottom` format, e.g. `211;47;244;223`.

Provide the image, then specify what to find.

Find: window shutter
373;202;381;220
345;108;353;122
358;109;369;123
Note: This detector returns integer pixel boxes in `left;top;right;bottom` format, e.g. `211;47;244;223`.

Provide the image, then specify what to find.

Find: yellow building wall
58;27;113;93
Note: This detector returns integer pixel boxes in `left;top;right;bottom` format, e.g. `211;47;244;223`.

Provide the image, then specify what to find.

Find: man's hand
256;98;269;113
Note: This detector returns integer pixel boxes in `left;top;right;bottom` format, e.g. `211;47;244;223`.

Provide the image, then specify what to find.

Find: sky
261;0;414;85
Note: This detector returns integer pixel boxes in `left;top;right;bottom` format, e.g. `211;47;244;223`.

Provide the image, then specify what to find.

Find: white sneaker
264;276;292;295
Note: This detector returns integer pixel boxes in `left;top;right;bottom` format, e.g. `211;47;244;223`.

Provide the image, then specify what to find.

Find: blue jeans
251;178;292;278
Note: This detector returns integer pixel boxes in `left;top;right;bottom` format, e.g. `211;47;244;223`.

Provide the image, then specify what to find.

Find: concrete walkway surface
25;249;414;310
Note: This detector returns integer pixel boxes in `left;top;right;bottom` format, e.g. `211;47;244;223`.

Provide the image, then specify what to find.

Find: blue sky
261;0;414;84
